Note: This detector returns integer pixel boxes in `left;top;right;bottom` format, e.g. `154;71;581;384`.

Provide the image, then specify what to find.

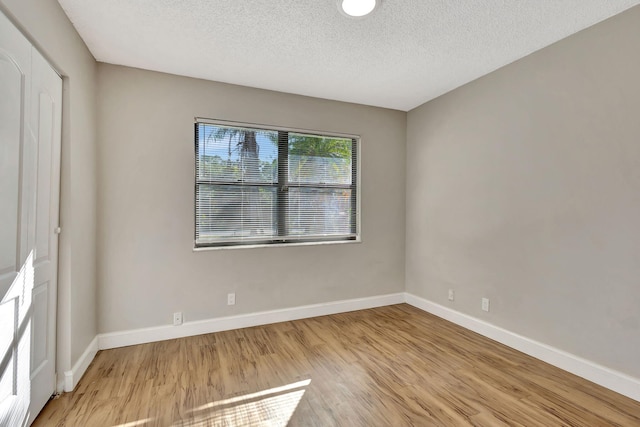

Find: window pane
197;124;278;184
287;187;354;237
196;184;277;243
288;133;352;185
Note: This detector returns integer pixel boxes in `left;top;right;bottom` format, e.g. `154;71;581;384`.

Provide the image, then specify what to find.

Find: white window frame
194;118;361;249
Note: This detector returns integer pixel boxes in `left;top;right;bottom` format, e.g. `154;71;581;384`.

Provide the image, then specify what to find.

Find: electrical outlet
482;298;490;312
173;311;183;325
448;289;455;301
227;293;236;306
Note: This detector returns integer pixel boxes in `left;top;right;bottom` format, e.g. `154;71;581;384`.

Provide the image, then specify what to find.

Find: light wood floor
34;304;640;426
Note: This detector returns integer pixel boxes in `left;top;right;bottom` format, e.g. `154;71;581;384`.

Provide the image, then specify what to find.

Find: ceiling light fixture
338;0;378;18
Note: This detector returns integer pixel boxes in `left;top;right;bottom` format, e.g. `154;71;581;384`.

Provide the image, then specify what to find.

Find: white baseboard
405;293;640;403
98;293;405;350
63;336;98;392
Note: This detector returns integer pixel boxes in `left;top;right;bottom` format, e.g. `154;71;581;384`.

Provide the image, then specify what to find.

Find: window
195;119;359;248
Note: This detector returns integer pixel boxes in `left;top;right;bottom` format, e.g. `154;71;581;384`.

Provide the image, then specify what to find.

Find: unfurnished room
1;0;640;425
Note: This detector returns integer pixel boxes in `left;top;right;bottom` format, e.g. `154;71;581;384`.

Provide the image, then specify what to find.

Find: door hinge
55;226;61;234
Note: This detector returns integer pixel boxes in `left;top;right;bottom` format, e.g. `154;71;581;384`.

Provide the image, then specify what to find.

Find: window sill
192;237;362;252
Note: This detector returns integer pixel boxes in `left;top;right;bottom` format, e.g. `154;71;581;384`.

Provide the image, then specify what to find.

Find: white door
27;31;63;427
0;10;62;426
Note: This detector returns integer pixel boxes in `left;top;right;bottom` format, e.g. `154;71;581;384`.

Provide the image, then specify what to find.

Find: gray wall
96;64;406;333
407;6;640;378
0;1;98;370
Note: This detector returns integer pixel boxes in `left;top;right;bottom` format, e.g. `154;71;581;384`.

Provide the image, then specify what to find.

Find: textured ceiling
58;0;640;111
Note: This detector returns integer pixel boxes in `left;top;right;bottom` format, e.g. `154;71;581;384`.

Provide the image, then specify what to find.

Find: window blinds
195;121;358;247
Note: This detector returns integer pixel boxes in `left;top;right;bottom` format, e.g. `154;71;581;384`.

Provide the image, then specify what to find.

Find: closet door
0;10;62;426
0;10;33;426
27;40;62;426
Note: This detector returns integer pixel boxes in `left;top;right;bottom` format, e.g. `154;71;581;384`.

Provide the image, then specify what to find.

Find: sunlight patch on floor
112;418;155;427
177;379;311;427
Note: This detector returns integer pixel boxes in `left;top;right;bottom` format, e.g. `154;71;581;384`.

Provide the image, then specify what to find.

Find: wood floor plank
33;304;640;426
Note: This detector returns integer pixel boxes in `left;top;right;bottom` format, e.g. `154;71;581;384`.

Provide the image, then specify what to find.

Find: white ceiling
58;0;640;111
